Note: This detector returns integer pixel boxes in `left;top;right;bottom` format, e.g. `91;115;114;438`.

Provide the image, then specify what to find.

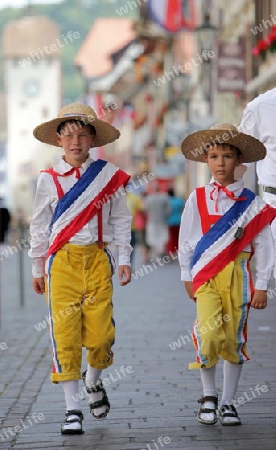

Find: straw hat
33;102;120;147
181;123;266;163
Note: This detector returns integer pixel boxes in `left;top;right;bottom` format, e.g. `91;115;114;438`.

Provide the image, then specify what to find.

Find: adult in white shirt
239;88;276;279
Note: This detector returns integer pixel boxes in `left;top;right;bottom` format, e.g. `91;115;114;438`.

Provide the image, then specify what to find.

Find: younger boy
178;123;276;426
29;103;132;434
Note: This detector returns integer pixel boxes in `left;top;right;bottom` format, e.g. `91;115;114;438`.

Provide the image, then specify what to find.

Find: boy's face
56;122;96;167
204;144;243;186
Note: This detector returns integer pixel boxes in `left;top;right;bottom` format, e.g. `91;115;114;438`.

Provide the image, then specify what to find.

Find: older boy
178;123;276;426
29;103;132;434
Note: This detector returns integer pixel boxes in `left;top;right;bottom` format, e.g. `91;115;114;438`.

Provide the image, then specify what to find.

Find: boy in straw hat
178;123;276;426
29;102;132;434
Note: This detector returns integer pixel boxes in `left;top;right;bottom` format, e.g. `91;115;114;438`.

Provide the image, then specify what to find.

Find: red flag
148;0;195;33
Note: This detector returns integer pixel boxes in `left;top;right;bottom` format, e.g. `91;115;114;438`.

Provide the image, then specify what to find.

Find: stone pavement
0;245;276;450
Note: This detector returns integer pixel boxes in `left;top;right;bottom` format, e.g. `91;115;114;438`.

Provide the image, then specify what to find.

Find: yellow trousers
189;252;253;370
45;243;115;383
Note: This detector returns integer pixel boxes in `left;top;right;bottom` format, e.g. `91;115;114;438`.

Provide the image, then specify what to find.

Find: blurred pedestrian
0;198;11;244
178;123;276;426
238;87;276;282
29;103;132;435
167;188;185;255
12;208;29;245
134;191;150;264
144;186;171;258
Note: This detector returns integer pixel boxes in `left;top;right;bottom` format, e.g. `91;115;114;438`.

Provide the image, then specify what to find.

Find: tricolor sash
47;159;130;256
192;188;276;292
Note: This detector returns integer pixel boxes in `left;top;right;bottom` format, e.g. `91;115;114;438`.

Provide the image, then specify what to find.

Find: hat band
62;113;86;117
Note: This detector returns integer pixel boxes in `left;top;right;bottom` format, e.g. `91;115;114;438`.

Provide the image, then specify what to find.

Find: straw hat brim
181;129;266;163
33;115;120;147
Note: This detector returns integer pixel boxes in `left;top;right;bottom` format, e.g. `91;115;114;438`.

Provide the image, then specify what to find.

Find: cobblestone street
0;247;275;449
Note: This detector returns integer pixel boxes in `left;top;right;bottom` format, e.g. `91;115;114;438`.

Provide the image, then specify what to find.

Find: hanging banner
148;0;195;33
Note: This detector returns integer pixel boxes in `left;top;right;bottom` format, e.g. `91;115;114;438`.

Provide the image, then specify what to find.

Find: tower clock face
24;79;40;97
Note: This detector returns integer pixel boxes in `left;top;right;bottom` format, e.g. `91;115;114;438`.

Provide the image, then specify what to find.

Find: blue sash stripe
52;159;107;224
192;188;255;268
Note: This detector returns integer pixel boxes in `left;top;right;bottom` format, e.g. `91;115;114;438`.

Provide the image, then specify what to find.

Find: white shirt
238;87;276;188
178;178;274;290
29;156;132;277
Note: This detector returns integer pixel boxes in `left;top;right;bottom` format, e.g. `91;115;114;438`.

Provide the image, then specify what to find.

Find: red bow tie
210;182;246;212
63;167;81;179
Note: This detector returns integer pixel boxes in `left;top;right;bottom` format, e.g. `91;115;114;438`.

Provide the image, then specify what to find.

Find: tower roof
3;15;60;58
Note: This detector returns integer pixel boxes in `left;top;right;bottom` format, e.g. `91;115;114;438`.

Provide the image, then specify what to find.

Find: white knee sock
200;365;217;397
199;365;217;422
62;380;80;411
221;361;243;406
85;365;107;417
86;365;102;385
62;380;82;431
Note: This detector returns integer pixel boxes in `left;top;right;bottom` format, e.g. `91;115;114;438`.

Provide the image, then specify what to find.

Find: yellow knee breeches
189;252;253;370
45;243;115;382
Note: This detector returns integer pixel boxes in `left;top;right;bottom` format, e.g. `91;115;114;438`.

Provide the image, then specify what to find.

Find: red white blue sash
47;159;130;256
192;188;276;292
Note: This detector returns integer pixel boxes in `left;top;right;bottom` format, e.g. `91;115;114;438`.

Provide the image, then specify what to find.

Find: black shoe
61;409;84;434
82;371;110;419
219;404;241;426
197;396;218;425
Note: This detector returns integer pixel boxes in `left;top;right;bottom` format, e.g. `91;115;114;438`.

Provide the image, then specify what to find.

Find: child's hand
251;289;267;309
184;281;196;301
32;277;45;295
118;265;131;286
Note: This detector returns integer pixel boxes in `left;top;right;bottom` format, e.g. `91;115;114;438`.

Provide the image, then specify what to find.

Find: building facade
3;14;61;217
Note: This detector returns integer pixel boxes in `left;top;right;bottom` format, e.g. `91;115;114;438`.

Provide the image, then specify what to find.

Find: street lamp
195;1;217;116
172;72;191;120
193;1;218;188
175;74;192;196
167;72;192;148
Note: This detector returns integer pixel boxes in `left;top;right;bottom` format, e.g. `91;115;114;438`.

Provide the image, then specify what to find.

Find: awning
87;42;144;91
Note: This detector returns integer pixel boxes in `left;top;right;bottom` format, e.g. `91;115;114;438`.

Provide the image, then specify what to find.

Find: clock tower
3;14;61;216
